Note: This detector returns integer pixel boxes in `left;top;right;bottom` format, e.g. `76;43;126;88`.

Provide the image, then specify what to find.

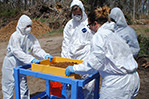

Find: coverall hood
16;15;32;35
110;7;140;57
109;7;127;27
70;0;87;22
70;0;84;11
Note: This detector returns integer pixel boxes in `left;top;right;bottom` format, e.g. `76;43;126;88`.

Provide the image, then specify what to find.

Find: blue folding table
14;64;100;99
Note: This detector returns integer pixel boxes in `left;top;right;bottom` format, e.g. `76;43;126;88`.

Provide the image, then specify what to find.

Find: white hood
70;0;84;11
16;15;32;35
70;0;87;22
109;7;127;27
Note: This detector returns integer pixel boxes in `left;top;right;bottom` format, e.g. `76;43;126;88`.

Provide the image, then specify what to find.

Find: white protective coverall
1;15;50;99
73;22;140;99
61;0;94;98
61;0;93;60
110;7;140;57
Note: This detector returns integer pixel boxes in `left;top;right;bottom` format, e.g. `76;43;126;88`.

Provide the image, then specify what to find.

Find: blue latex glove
31;58;40;64
45;55;53;61
65;66;74;76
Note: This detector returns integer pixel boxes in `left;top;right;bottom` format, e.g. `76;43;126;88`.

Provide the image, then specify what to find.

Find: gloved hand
45;55;53;61
65;66;74;76
31;58;40;64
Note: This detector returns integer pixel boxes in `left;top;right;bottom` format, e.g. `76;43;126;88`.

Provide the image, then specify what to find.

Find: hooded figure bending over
110;7;140;57
1;15;53;99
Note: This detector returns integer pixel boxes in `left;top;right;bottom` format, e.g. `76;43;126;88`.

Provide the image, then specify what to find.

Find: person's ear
94;21;98;26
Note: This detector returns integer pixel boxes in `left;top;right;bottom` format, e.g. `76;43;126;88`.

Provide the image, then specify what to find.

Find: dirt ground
0;35;63;98
0;35;148;99
0;21;148;98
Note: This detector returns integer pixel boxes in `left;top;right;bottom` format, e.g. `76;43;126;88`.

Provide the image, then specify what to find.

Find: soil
0;20;51;41
50;62;78;68
0;21;148;98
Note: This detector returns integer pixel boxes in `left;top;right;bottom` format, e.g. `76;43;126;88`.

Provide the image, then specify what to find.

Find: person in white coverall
61;0;93;60
1;15;53;99
65;6;140;99
61;0;93;98
109;7;140;57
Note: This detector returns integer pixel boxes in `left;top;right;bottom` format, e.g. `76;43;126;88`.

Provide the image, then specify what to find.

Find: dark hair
88;5;111;25
70;5;82;16
111;18;116;23
72;5;81;11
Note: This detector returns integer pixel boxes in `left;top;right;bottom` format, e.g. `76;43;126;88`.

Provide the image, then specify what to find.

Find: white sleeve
118;27;140;57
32;37;49;60
73;34;106;75
126;28;140;57
61;23;71;58
12;36;34;64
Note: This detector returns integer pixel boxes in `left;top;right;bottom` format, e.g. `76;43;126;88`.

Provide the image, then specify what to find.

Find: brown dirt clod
50;62;78;68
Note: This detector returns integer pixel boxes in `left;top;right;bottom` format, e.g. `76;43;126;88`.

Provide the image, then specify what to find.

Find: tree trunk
24;0;27;10
142;0;147;14
133;0;135;21
4;0;9;4
17;0;21;9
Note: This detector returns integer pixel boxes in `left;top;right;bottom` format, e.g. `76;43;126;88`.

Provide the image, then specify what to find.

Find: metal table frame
14;64;100;99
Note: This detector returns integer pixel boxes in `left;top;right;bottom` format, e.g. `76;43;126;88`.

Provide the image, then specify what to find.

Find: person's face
72;7;82;17
24;25;32;35
25;25;32;29
87;20;101;33
87;20;96;32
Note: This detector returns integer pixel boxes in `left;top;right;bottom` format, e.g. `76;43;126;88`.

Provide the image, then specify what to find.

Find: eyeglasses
87;23;93;28
26;25;32;28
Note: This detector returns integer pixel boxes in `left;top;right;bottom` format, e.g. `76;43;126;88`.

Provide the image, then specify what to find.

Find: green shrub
40;18;46;23
145;28;149;33
48;28;63;35
37;28;63;38
33;18;48;23
0;8;20;17
0;2;20;17
137;35;149;56
125;14;133;25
